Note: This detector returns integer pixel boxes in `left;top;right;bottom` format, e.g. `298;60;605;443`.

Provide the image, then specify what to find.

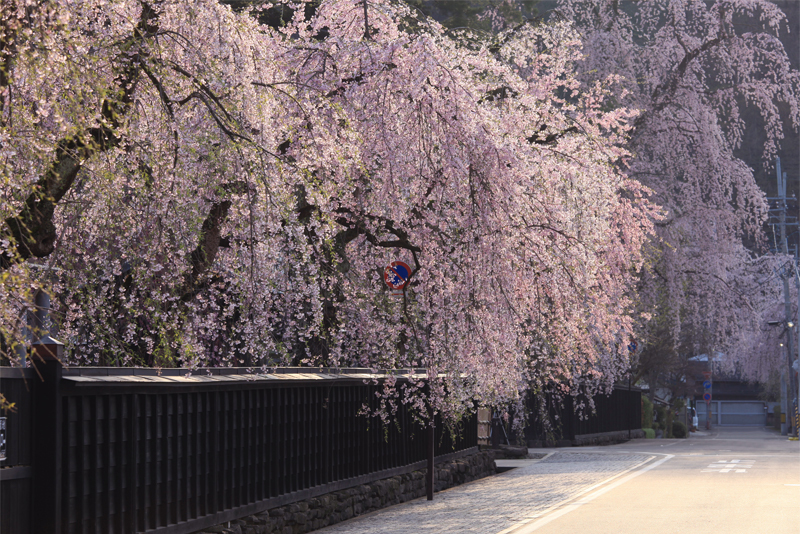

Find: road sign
628;340;637;353
703;392;712;401
384;261;411;291
703;371;712;380
703;381;712;389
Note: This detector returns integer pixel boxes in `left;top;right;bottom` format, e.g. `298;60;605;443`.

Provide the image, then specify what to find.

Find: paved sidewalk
315;451;655;534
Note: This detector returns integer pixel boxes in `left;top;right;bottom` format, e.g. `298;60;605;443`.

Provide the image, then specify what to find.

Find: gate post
31;336;64;534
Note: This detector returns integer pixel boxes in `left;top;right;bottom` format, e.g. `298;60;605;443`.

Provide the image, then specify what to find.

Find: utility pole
795;266;800;437
775;159;798;437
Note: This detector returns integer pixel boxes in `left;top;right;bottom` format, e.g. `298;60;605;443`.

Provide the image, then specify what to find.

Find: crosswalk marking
702;459;754;473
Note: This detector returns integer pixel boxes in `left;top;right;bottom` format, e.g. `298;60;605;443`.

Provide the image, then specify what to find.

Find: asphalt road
516;427;800;534
313;426;799;534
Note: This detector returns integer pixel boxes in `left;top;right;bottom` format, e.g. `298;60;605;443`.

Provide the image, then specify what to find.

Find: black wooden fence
521;384;642;444
0;365;476;534
0;368;32;534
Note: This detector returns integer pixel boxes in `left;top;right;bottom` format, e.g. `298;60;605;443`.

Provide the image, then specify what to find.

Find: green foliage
672;420;687;438
642;396;653;429
654;404;666;428
409;0;540;33
0;393;16;413
665;408;674;438
642;428;655;439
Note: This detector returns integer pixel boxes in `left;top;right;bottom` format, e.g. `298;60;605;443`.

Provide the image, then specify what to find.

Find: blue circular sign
384;261;411;290
703;381;712;389
703;392;712;401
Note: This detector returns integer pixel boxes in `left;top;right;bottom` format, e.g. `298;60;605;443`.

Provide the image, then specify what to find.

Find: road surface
315;427;800;534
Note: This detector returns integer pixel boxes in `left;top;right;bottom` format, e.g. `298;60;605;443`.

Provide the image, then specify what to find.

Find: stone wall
194;451;496;534
572;429;645;446
527;429;644;448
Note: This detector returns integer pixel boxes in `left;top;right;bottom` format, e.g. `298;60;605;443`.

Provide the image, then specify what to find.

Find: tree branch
527;125;578;145
181;199;232;301
362;0;370;40
637;32;727;128
0;2;161;270
332;208;422;253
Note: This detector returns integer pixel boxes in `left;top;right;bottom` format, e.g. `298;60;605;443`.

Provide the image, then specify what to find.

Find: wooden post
31;336;64;534
491;410;501;449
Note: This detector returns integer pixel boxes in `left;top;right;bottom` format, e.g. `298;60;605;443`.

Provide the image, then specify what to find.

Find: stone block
248;514;268;525
288;502;309;514
191;450;499;534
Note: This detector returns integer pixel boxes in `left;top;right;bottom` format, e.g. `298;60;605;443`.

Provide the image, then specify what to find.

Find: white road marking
702;459;754;473
504;454;674;533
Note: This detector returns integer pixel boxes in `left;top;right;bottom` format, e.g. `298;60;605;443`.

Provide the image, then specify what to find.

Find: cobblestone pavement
315;452;654;534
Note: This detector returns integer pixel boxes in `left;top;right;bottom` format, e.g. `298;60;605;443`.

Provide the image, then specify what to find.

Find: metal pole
706;362;712;430
781;370;788;435
424;377;435;501
777;164;798;437
426;415;434;500
795;267;800;437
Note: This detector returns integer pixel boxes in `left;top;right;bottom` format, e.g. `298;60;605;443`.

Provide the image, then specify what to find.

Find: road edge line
504;454;674;534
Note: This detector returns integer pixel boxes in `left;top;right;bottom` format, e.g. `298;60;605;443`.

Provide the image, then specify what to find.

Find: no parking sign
384;261;411;295
703;372;712;402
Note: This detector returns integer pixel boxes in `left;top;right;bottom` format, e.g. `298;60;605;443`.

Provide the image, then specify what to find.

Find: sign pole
427;416;434;500
703;370;712;430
